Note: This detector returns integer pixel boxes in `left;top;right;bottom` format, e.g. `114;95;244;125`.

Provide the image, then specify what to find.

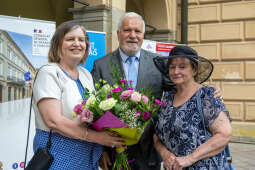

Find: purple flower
119;80;127;85
73;104;83;114
161;100;167;107
127;87;133;90
142;112;150;120
111;87;122;93
155;99;162;106
82;100;87;105
136;110;141;115
106;94;112;98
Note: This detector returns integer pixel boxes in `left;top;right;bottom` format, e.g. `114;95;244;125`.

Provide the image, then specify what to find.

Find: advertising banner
85;31;106;72
156;42;181;56
142;39;182;56
0;15;106;170
0;15;56;170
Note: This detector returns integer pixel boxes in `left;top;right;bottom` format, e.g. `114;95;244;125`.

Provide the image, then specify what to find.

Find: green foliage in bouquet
73;60;165;170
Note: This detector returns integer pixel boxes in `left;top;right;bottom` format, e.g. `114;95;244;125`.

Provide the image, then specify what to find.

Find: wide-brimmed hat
153;45;213;84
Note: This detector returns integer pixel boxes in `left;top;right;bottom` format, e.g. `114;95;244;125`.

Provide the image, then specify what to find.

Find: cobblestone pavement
230;142;255;170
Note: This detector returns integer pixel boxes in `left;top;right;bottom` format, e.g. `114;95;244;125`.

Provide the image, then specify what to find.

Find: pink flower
127;87;133;90
142;96;149;104
121;90;133;99
82;100;87;105
130;92;141;103
73;104;83;114
161;100;167;107
111;87;122;93
119;80;127;85
142;112;150;120
155;99;162;106
80;109;94;123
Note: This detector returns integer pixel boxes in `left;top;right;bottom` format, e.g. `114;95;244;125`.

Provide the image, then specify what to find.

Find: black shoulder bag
24;67;54;170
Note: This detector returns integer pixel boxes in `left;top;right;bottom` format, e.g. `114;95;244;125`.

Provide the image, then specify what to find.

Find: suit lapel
110;49;125;82
137;50;148;90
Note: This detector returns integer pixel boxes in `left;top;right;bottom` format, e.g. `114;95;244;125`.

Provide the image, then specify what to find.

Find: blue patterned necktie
127;56;138;89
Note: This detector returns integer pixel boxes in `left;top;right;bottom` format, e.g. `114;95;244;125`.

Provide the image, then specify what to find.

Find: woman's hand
89;130;126;148
153;134;176;170
161;149;176;170
99;151;111;170
172;156;194;170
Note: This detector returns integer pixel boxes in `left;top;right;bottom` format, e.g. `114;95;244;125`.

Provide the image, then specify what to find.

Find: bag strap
195;87;232;165
196;88;221;167
195;88;209;139
24;65;52;167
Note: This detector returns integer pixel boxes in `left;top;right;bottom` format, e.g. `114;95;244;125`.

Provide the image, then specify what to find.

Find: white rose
99;98;117;111
86;95;96;107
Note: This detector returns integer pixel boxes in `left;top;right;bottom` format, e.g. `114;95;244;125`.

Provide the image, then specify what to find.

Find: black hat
153;45;214;83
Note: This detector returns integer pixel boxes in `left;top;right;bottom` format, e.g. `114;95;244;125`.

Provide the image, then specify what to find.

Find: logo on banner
32;28;51;56
89;42;98;56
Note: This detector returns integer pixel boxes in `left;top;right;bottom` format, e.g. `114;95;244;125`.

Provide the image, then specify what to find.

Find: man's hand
213;87;223;100
99;151;111;170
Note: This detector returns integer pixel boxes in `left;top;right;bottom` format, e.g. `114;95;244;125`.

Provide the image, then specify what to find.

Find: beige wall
183;0;255;142
72;0;255;141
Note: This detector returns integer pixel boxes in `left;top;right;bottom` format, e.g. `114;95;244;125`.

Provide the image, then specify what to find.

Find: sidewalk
229;142;255;170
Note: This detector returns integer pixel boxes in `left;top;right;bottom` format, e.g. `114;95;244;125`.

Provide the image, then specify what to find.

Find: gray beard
120;45;141;56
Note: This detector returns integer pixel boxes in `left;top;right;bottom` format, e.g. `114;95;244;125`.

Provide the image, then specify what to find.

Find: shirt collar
119;48;141;63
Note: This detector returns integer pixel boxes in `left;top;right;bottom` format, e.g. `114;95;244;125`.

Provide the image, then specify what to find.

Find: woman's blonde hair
48;20;89;64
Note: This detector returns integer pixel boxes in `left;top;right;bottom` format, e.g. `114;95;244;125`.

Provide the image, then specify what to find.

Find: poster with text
85;31;106;72
0;15;55;170
142;39;182;56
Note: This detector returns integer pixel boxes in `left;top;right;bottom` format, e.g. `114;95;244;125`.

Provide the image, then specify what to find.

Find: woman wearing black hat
153;46;232;170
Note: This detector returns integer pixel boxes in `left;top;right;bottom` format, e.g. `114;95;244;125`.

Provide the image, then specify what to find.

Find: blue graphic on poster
84;31;106;72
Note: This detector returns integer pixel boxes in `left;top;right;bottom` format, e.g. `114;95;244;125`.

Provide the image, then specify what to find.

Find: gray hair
117;12;145;33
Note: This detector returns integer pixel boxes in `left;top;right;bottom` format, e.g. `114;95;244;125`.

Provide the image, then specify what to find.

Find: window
18;71;21;79
13;69;16;79
13;54;17;64
7;48;11;59
18;58;22;66
0;84;2;103
0;39;2;53
22;61;25;69
0;60;3;75
8;66;11;77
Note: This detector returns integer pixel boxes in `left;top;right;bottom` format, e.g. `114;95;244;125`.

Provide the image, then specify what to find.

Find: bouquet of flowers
72;64;164;170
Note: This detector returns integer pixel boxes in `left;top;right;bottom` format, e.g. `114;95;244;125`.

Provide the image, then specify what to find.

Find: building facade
72;0;255;143
0;0;254;142
0;30;36;103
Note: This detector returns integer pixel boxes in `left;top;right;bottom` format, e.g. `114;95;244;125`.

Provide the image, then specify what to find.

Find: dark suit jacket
91;48;168;169
92;49;163;97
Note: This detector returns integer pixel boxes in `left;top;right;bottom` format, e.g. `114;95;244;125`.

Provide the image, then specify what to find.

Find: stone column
69;4;125;53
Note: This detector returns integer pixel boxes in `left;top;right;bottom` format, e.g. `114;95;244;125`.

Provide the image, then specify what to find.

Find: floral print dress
155;86;231;170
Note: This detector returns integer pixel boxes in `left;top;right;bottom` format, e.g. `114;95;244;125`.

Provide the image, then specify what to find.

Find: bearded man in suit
91;12;165;170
